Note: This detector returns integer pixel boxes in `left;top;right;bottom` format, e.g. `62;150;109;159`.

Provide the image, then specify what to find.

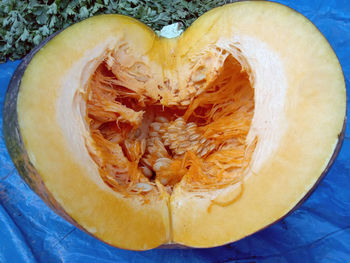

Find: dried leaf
0;0;236;62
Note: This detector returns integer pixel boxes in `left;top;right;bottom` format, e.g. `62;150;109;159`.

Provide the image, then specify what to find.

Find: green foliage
0;0;232;62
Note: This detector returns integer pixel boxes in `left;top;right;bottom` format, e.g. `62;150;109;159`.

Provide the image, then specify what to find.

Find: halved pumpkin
3;1;346;250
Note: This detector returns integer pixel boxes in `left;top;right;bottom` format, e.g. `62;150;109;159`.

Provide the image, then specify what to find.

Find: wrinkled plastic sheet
0;0;349;262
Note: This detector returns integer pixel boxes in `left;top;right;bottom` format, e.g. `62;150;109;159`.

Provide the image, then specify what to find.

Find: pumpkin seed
135;183;152;192
155;116;168;123
141;166;153;178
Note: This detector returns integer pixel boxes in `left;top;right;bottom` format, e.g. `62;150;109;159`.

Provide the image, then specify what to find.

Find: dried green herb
0;0;234;62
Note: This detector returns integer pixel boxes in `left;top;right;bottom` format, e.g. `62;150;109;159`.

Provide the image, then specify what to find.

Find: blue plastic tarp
0;0;349;262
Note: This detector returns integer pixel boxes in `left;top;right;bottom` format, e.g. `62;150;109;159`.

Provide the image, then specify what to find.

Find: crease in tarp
0;194;37;263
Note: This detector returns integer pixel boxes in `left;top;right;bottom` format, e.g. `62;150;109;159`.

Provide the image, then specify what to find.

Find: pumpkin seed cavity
85;45;256;195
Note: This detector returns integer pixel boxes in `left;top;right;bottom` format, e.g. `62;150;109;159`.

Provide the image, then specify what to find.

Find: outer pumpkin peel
4;1;346;250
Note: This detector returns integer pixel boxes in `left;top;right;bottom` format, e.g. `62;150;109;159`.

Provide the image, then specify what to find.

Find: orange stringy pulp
85;50;256;195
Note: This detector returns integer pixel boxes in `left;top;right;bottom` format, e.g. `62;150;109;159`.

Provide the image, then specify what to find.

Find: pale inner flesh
85;45;256;195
